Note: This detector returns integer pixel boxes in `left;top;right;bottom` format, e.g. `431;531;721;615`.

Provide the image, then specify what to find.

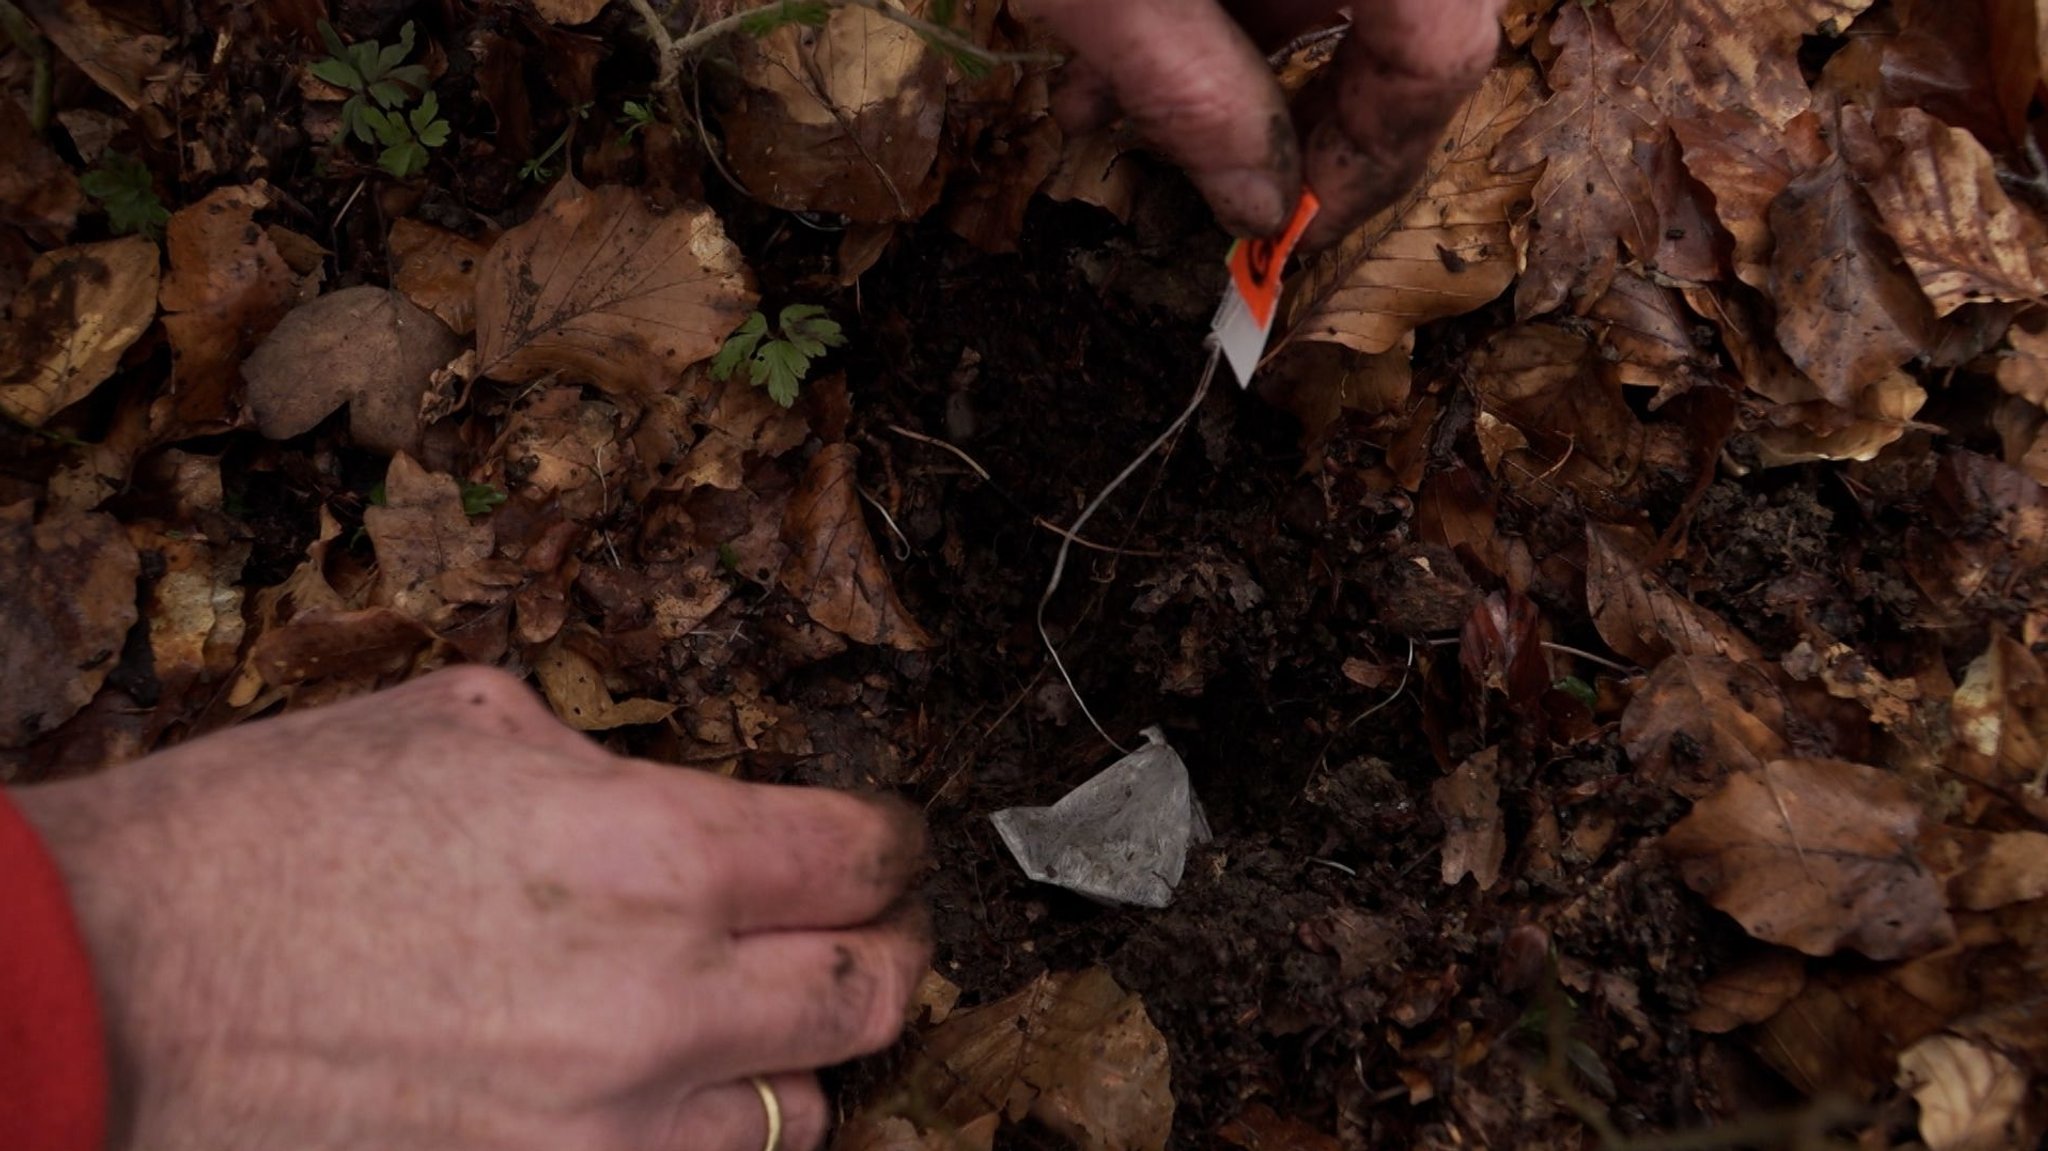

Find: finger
1298;0;1505;250
679;777;927;933
639;1073;829;1151
694;911;932;1076
1047;57;1119;136
1021;0;1299;235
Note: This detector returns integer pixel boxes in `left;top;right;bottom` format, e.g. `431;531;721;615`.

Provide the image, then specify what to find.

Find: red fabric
0;791;107;1151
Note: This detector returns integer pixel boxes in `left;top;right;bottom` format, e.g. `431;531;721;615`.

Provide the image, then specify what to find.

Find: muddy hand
1019;0;1505;249
12;667;930;1151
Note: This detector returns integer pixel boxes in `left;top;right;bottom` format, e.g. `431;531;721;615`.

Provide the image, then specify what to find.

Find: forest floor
5;0;2048;1147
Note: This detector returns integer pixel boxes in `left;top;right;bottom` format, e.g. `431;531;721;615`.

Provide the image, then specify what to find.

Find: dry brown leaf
1949;632;2048;810
241;286;462;454
1845;106;2048;316
134;526;247;709
533;640;676;731
20;0;172;110
1492;8;1662;317
0;236;160;427
1755;947;1972;1097
1686;951;1806;1032
836;967;1171;1151
496;387;631;523
364;454;498;629
1818;0;2031;155
1608;0;1870;126
837;1114;999;1151
0;95;81;237
248;608;440;692
1254;341;1412;453
1672;109;1828;290
1282;62;1541;354
1780;639;1921;728
388;218;490;336
1042;128;1138;223
721;3;949;222
1767;154;1937;409
1218;1104;1343;1151
662;373;811;493
1897;1035;2031;1151
0;502;140;748
1434;747;1507;891
1469;324;1645;512
1943;829;2048;911
1585;271;1710;402
781;444;930;651
911;968;961;1026
475;182;755;394
1661;758;1955;960
1621;654;1790;798
946;74;1062;253
1586;525;1760;669
1753;370;1930;468
1997;311;2048;406
156;185;297;437
531;0;606;24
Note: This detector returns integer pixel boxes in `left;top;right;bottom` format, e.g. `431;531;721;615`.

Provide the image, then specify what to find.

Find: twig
1037;345;1220;755
858;486;912;560
1032;516;1165;558
887;423;990;480
886;423;1159;555
0;0;53;130
1539;642;1635;677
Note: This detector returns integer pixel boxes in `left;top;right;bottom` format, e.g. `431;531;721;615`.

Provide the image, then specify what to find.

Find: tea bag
991;727;1211;908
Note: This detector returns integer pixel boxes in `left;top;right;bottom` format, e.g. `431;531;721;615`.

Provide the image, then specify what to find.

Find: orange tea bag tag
1208;191;1320;387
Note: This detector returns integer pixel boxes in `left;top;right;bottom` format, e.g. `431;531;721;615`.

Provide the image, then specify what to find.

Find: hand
11;666;929;1151
1021;0;1506;249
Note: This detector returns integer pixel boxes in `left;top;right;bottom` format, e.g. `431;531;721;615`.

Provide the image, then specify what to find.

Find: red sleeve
0;791;108;1151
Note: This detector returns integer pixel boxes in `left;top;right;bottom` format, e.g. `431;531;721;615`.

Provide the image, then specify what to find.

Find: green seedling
711;305;846;408
79;152;169;237
460;481;507;516
616;99;658;143
520;103;592;184
312;20;448;178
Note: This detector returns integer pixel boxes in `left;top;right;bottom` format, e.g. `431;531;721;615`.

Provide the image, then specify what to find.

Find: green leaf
930;0;955;24
414;117;449;148
386;63;430;89
783;311;845;354
367;481;388;507
310;57;365;90
344;98;380;145
755;341;808;407
80;153;168;238
367;79;408;108
711;312;768;381
380;139;427;178
365;107;410;148
739;0;832;36
460;482;508;516
927;35;992;79
410;91;440;132
349;41;381;80
318;19;348;60
375;21;416;77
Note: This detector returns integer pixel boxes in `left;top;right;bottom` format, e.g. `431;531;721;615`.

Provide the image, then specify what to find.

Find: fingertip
1201;164;1297;238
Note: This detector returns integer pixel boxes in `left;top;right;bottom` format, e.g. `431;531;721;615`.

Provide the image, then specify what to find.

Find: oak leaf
0;502;140;748
781;444;930;650
1660;757;1955;960
475;182;755;394
0;236;160;427
1491;7;1662;318
1282;62;1542;355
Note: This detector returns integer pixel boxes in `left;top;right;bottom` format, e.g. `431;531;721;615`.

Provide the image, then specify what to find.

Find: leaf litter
7;0;2048;1146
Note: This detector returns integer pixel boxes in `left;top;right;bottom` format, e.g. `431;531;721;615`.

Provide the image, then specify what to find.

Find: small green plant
520;103;592;183
616;99;658;143
79;152;169;237
312;20;448;178
711;305;846;407
460;481;507;516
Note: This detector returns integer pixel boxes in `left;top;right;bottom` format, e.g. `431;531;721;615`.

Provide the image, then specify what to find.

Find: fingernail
1203;167;1292;237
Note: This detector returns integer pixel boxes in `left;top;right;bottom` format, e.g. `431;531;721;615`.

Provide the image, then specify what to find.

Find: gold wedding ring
749;1076;783;1151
